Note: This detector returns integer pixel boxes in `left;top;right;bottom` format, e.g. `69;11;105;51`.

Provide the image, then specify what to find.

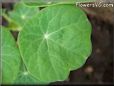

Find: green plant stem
2;13;22;31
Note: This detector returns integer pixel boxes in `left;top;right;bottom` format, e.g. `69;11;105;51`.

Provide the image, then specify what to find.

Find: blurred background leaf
23;0;96;7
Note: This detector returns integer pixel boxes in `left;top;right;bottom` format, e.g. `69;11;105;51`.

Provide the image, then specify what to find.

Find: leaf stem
2;13;22;31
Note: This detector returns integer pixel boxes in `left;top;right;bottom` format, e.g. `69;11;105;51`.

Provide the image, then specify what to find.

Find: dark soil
1;3;114;85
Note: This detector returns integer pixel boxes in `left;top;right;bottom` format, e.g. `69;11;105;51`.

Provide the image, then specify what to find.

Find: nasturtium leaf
14;72;38;84
23;0;96;7
0;27;21;84
14;63;38;84
8;2;39;30
18;5;92;84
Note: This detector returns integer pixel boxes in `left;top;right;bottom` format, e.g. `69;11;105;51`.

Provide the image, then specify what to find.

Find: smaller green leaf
1;26;21;84
14;73;38;84
14;63;38;84
14;62;46;84
23;0;96;7
6;2;39;31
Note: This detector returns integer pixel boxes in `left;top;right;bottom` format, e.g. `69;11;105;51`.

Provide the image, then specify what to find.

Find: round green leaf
1;27;21;84
18;5;92;84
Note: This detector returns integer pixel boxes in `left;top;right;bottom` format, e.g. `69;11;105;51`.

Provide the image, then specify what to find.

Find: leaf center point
21;15;26;19
44;33;49;39
23;71;28;75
